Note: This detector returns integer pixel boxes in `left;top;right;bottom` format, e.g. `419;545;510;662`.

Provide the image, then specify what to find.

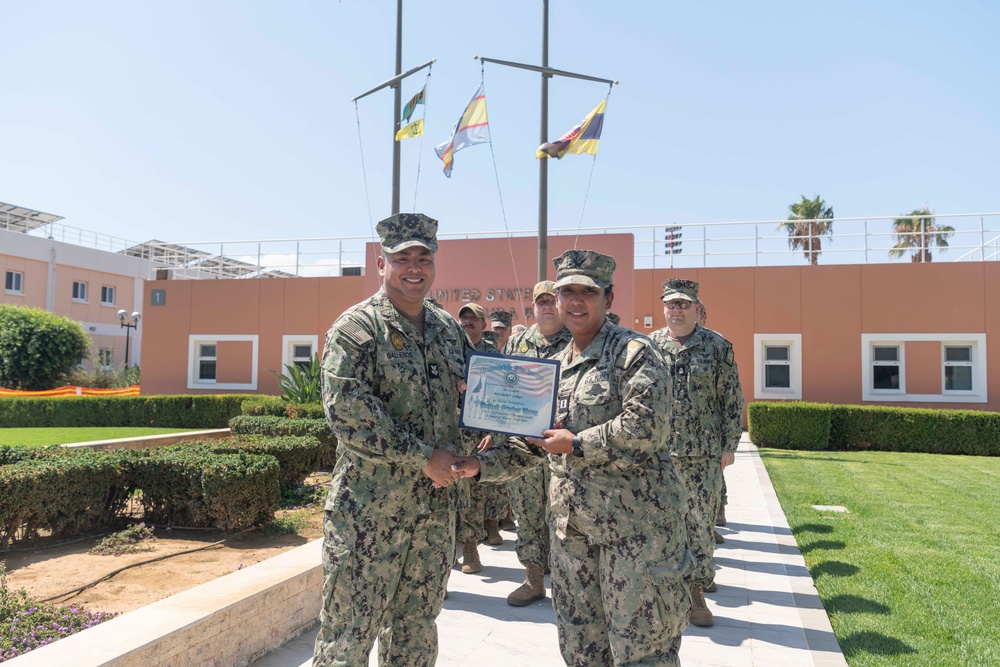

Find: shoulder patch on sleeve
616;338;649;370
338;318;373;348
724;343;735;366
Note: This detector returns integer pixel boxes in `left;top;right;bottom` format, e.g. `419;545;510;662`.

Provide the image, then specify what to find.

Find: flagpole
392;0;403;215
473;46;616;281
539;0;549;282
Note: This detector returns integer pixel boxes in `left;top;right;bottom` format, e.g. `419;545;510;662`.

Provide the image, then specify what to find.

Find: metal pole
538;0;549;282
124;325;131;368
391;0;402;215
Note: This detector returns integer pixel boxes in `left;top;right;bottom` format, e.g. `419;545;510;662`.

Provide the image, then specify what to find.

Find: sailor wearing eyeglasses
649;278;745;629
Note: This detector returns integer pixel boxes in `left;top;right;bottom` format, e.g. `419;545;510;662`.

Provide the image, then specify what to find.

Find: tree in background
889;208;955;263
779;195;835;265
0;304;90;390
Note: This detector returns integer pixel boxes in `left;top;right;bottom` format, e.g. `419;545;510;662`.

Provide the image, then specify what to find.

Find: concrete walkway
253;436;847;666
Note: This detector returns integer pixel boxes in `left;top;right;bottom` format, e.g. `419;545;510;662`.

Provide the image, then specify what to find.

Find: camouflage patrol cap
376;213;439;253
459;303;486;321
490;310;513;328
552;249;616;290
661;278;699;303
532;280;557;302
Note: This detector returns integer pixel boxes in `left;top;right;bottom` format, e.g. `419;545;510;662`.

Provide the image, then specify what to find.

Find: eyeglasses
665;301;693;310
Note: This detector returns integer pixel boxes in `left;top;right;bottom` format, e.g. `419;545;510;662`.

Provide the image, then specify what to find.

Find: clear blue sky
2;1;998;248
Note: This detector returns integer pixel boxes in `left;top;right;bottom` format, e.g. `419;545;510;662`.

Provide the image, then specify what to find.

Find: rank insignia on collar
390;332;405;350
428;362;440;378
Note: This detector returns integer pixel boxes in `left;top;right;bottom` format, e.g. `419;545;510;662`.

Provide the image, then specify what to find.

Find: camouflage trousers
671;455;724;586
313;508;456;667
550;519;692;667
458;440;506;544
720;476;728;508
508;463;550;568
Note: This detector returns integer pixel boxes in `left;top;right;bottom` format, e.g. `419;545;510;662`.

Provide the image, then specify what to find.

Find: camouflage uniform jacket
648;324;744;457
480;321;686;543
502;323;572;360
321;287;470;518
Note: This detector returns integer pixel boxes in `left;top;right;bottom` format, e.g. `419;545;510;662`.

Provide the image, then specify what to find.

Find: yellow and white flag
395;119;424;141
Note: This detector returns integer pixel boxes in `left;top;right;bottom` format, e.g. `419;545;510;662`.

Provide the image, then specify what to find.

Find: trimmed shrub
0;453;124;549
747;402;831;450
118;447;279;532
0;394;247;428
240;397;325;420
0;304;90;390
229;415;336;466
751;401;1000;456
213;435;323;490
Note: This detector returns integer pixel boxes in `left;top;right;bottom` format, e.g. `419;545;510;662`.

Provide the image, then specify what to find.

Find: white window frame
101;285;116;306
98;347;114;370
943;343;976;395
869;343;905;396
72;280;88;303
5;270;24;294
282;335;319;372
861;334;987;403
187;335;259;390
753;334;802;400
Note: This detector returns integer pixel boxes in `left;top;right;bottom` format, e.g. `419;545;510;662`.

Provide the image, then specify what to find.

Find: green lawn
0;427;202;447
760;448;1000;667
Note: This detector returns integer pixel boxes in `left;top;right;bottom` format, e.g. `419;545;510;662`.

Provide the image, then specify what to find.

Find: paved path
253;436;847;666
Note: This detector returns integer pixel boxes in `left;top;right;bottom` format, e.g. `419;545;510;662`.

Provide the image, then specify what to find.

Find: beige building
1;203;149;371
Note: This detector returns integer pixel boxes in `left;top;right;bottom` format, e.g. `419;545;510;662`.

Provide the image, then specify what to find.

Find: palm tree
779;195;834;265
889;208;955;262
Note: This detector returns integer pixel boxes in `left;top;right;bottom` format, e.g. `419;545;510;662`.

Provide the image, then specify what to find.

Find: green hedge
118;447;279;532
0;453;124;550
211;435;322;490
0;394;248;428
229;415;336;466
749;401;1000;455
240;397;325;420
747;402;832;450
0;445;281;549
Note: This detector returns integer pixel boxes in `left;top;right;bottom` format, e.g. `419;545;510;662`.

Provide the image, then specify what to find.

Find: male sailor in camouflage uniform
501;279;571;606
455;302;501;573
313;213;469;667
490;308;513;351
457;250;692;666
649;278;744;628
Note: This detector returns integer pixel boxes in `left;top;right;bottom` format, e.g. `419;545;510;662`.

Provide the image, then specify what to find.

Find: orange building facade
139;232;996;413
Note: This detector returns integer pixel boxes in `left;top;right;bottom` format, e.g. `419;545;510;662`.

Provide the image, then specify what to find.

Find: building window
753;334;802;400
187;334;259;391
861;334;986;404
943;345;973;392
292;343;313;371
98;348;114;370
198;344;217;382
101;285;116;306
72;281;88;302
4;271;23;294
282;335;320;375
871;345;902;392
763;345;791;389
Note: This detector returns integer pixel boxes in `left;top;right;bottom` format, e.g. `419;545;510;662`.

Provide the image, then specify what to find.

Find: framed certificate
459;350;560;438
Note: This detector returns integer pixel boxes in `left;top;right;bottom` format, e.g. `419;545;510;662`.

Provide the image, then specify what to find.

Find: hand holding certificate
459;351;560;438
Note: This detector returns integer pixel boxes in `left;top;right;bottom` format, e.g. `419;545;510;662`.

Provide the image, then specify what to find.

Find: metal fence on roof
7;212;999;279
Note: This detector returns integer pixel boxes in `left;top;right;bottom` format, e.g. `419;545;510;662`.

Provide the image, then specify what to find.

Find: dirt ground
1;495;325;616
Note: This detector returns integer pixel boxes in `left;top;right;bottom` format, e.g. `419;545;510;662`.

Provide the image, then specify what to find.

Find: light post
118;310;141;368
